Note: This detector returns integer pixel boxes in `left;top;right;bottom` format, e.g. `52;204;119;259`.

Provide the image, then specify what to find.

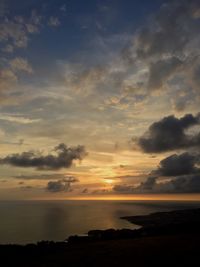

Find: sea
0;200;200;244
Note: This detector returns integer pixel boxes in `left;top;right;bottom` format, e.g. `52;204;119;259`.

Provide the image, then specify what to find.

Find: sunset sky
0;0;200;200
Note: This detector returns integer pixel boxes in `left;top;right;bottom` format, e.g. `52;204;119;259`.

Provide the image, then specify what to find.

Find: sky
0;0;200;200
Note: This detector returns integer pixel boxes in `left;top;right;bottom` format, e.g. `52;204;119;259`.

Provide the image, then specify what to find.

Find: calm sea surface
0;200;200;244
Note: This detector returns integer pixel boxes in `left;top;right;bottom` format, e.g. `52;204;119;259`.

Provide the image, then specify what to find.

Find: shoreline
1;207;200;266
121;207;200;226
1;207;200;245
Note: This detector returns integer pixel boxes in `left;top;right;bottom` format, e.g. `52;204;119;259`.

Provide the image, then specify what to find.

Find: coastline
1;207;200;266
121;207;200;226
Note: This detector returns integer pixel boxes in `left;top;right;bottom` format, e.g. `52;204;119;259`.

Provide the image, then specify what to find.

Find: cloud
20;185;33;190
138;176;157;191
9;57;33;74
0;19;29;48
0;5;62;105
147;57;182;90
147;152;200;193
2;44;13;53
0;56;33;104
81;188;88;193
91;188;109;194
135;1;200;59
143;174;200;193
165;174;200;193
171;96;190;112
138;113;200;153
57;0;200;114
135;1;195;59
113;151;200;194
155;152;200;177
0;8;61;53
119;0;200;110
113;174;200;194
48;17;60;27
136;174;200;193
0;113;40;124
0;143;87;170
0;68;17;92
46;176;78;192
0;10;42;49
14;173;75;180
57;2;200;112
113;176;157;194
113;184;134;193
60;5;66;12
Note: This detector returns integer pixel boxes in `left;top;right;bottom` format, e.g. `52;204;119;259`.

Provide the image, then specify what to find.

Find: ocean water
0;200;200;244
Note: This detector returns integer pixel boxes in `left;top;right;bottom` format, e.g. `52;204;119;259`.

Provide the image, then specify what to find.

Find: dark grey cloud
138;113;200;153
113;184;134;194
46;176;78;193
138;176;157;191
0;143;87;170
113;177;157;194
138;174;200;193
166;174;200;193
113;151;200;194
113;174;200;194
155;152;200;176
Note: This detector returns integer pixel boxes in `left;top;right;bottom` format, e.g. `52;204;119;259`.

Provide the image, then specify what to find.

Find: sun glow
104;179;114;184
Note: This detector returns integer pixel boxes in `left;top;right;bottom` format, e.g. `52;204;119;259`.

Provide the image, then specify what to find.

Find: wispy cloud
0;113;40;124
9;57;33;74
48;16;60;27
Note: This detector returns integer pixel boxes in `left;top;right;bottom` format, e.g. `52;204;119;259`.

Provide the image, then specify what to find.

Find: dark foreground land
1;208;200;267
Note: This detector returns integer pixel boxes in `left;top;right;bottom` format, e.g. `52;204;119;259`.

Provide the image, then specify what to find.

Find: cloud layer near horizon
113;151;200;194
46;176;78;193
114;111;200;194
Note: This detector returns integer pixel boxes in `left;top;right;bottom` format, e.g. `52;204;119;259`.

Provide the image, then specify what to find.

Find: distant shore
67;207;200;243
1;207;200;267
121;207;200;227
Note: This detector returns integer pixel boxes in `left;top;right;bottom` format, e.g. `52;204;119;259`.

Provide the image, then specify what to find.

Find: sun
104;179;114;184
